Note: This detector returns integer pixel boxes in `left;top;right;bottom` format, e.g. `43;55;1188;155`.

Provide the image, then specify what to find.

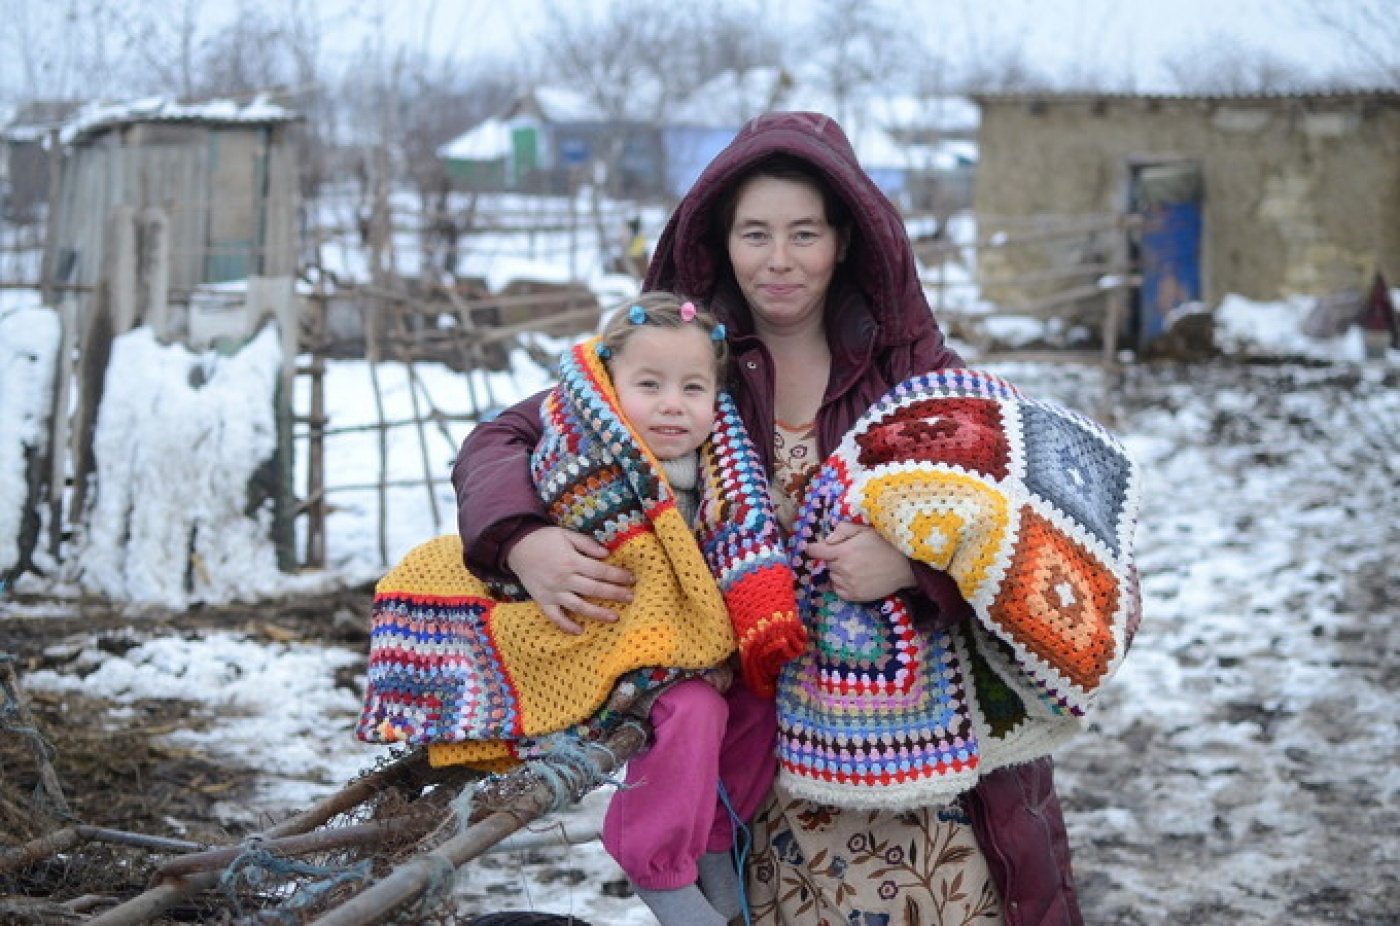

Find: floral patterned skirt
744;781;1004;926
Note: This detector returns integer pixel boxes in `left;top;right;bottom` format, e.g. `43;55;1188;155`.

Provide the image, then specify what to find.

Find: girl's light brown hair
597;291;729;377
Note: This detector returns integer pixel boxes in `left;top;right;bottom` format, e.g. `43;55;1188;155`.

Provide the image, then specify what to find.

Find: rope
716;780;754;926
453;724;640;837
0;651;69;817
219;838;372;923
391;853;458;925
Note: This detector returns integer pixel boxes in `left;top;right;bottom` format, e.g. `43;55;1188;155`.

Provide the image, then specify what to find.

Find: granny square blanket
778;369;1142;809
355;337;805;768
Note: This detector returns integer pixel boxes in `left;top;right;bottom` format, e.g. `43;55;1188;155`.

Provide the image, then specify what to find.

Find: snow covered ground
3;275;1398;922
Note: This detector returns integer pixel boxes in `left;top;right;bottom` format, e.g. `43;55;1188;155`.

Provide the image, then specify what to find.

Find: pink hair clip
680;301;697;322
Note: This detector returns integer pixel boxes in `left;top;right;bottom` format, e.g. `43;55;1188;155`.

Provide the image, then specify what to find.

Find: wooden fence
913;210;1142;421
4;193;1143;579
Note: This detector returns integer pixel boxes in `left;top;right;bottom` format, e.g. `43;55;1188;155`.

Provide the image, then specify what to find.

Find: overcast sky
326;0;1362;91
0;0;1378;105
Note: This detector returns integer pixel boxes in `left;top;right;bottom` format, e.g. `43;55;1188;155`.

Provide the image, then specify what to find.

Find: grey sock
697;850;743;920
633;883;727;926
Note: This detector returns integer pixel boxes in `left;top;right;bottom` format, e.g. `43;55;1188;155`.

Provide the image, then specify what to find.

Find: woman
453;111;1084;925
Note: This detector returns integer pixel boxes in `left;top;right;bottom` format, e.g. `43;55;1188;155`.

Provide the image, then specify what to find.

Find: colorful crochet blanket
355;337;805;768
779;369;1142;809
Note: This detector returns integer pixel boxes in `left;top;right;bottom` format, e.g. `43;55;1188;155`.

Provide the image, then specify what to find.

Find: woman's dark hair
711;153;851;246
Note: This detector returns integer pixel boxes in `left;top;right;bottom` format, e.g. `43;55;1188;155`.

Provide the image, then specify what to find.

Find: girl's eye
741;230;768;244
793;231;819;245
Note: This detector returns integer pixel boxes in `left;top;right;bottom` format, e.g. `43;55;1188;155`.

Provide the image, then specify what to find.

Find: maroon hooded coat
452;111;1083;925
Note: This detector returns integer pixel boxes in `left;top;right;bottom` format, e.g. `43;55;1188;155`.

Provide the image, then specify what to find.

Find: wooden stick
0;827;207;875
306;722;649;926
84;751;433;926
153;813;434;880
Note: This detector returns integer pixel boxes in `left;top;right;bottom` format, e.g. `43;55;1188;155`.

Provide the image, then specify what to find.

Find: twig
83;750;435;926
153;813;436;880
305;720;650;926
0;657;71;816
0;827;205;875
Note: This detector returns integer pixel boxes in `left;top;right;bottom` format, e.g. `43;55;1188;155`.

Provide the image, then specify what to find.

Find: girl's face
609;325;718;461
727;176;845;336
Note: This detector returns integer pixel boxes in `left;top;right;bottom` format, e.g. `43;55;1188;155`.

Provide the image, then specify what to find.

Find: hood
644;111;937;350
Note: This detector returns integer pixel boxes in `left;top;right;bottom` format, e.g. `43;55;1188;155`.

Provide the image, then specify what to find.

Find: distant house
439;88;668;197
440;78;980;210
971;90;1400;343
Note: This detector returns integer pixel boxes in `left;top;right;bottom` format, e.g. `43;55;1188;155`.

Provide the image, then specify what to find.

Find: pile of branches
1;655;644;925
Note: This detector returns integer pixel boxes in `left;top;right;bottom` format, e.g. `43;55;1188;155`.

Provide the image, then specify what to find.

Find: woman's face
727;176;844;336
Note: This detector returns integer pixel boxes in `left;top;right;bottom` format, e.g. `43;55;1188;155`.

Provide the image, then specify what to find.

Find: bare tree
195;5;298;98
940;0;1052;92
1160;34;1312;95
801;0;914;123
0;0;132;100
113;0;207;99
1288;0;1400;88
398;60;520;275
524;0;781;201
530;0;780;122
956;45;1050;94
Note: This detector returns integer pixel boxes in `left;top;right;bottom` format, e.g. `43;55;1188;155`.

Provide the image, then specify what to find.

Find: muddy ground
2;359;1397;925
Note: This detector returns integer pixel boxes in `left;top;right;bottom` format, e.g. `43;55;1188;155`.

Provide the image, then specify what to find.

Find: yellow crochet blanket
369;523;734;769
356;338;805;770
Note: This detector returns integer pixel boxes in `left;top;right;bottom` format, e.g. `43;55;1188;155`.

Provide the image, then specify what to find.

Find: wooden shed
39;97;304;575
49;96;301;311
971;90;1400;344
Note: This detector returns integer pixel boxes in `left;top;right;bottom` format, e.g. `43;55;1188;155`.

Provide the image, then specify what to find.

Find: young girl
358;292;805;926
592;293;779;926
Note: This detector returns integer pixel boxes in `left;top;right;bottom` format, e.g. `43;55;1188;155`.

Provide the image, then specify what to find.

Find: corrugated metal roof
970;88;1400;105
60;94;301;145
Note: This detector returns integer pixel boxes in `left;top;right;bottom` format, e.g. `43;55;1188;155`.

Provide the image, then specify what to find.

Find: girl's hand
805;522;916;602
507;526;634;634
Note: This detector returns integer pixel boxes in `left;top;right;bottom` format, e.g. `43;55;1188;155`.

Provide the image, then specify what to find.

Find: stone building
971;90;1400;345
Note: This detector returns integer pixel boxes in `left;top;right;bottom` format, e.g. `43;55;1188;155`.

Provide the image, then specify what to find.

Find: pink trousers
601;676;777;890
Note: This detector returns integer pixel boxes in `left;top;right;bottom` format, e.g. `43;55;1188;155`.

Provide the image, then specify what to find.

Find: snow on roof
900;139;979;170
60;94;300;145
531;87;610;123
440;75;981;174
670;67;793;127
438;116;514;160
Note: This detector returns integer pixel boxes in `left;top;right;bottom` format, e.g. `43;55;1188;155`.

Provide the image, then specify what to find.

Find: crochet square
776;369;1141;810
1019;401;1135;558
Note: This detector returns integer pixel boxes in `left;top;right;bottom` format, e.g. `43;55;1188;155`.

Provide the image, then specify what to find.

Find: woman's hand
506;526;634;634
805;522;916;602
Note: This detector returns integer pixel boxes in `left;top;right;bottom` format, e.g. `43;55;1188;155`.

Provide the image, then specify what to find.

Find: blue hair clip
711;323;726;341
628;304;647;325
596;342;612;359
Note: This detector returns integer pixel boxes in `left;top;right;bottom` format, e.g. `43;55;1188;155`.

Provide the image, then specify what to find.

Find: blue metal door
1133;161;1202;348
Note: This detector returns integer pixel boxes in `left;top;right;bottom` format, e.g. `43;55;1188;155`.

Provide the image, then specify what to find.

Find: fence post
38;129;62;308
1099;214;1133;425
303;292;328;569
137;207;170;338
45;300;77;558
